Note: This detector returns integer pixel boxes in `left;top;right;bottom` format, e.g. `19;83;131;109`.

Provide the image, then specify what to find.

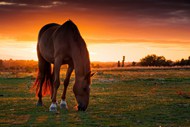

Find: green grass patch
0;68;190;126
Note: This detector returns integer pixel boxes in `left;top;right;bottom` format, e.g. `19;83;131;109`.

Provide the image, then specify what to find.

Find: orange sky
0;1;190;62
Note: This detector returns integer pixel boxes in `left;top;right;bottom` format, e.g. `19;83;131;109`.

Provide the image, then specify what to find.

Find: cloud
39;5;53;8
0;0;190;43
52;1;67;5
0;0;66;10
0;1;15;5
0;0;190;19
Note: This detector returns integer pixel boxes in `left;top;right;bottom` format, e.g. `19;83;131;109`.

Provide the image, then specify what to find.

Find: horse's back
52;21;78;57
38;23;60;63
53;20;85;55
38;20;85;64
38;23;59;39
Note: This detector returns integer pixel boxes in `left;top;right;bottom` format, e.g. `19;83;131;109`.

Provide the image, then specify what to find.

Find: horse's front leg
60;64;73;109
50;69;54;99
49;61;61;112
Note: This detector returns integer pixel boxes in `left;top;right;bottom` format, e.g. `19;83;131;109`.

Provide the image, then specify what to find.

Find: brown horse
34;20;94;111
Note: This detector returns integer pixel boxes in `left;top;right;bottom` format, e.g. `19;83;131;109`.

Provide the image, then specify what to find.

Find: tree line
138;54;190;66
0;55;190;71
0;59;38;72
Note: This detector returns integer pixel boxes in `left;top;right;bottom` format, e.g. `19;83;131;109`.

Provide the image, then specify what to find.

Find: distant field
0;67;190;127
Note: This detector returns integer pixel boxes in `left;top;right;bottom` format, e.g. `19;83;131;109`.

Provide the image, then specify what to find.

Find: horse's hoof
60;100;68;109
49;103;57;112
36;101;43;106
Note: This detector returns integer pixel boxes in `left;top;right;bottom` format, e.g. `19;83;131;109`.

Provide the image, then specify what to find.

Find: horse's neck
72;46;90;79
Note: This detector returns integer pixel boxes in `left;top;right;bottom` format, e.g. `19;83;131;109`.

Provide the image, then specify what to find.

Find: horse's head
73;71;95;111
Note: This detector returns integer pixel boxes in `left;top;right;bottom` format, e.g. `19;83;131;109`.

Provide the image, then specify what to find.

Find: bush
140;54;172;66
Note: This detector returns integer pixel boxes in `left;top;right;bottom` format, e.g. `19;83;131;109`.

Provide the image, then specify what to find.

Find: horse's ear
84;71;95;80
90;72;95;77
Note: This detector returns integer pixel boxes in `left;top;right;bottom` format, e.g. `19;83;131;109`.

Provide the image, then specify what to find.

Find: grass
0;67;190;126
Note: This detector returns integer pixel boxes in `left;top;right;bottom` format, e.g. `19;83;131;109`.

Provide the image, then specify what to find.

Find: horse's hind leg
36;60;46;106
49;59;62;111
60;64;74;109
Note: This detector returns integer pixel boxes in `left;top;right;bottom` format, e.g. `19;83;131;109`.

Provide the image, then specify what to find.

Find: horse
33;20;94;111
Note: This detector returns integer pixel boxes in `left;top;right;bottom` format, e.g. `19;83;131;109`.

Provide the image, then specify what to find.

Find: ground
0;67;190;127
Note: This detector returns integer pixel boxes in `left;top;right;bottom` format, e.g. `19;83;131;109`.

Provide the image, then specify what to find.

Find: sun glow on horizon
0;39;189;62
88;43;190;62
0;40;37;60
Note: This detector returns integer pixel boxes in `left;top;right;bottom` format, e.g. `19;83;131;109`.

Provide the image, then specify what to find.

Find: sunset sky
0;0;190;62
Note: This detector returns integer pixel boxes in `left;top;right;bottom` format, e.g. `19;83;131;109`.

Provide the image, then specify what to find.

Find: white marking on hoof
49;103;57;112
60;100;68;109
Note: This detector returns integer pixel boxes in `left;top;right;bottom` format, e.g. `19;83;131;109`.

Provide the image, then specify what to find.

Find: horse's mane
61;20;83;42
61;20;90;73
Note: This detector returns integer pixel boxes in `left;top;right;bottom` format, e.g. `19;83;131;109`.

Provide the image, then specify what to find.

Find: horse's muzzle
78;104;87;111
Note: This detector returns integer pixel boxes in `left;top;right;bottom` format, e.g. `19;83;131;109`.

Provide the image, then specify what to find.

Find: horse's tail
31;48;53;97
34;64;52;97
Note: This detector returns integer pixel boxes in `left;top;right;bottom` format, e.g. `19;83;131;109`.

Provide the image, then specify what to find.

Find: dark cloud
1;0;190;23
1;0;190;12
0;0;190;42
1;0;190;24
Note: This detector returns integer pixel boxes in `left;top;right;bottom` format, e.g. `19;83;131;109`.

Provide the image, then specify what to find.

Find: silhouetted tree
155;56;166;66
188;56;190;65
118;61;121;67
173;57;190;66
132;61;136;66
165;60;173;66
179;58;190;66
140;54;157;66
122;56;125;67
140;54;168;66
0;59;3;69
